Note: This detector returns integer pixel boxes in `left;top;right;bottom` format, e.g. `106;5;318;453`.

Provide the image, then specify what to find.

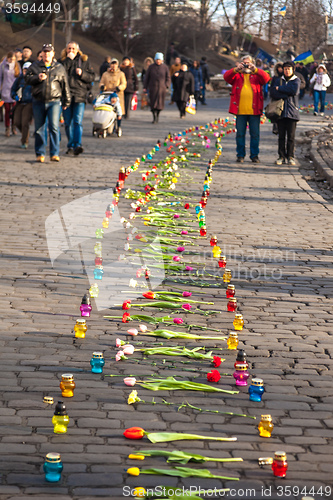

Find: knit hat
110;92;118;99
110;58;119;64
283;61;295;70
154;52;164;61
22;62;32;70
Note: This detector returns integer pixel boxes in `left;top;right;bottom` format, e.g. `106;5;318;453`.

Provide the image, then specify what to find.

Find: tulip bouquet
123;426;237;443
126;466;239;481
130;449;243;465
123;376;238;394
118;300;220;316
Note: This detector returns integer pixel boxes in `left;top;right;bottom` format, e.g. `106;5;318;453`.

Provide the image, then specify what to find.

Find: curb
309;136;333;188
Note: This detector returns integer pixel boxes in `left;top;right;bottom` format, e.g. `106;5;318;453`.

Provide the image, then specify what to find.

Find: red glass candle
118;167;126;181
218;256;227;268
95;256;103;266
227;297;237;312
210;235;217;246
226;284;235;298
200;227;207;237
272;452;288;477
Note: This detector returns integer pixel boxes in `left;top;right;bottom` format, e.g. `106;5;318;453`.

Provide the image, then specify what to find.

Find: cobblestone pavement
0;95;332;500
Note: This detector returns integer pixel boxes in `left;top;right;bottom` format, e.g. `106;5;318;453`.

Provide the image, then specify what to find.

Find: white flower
129;279;137;288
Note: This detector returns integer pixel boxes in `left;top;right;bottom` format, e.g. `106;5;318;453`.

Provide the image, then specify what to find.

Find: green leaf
138;376;238;395
140;466;239;481
136;449;243;465
144;329;226;341
145;431;237;443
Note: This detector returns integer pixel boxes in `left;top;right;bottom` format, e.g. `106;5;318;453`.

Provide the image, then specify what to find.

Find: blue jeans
236;115;260;159
63;101;85;149
313;90;326;113
33;100;61;157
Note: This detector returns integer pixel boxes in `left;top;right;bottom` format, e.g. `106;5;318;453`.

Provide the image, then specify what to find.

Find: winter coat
25;59;71;106
120;64;138;94
189;66;203;92
99;68;127;114
172;70;195;103
200;60;210;84
99;61;110;78
270;74;300;121
170;63;181;77
0;58;21;103
11;73;32;103
310;67;331;91
60;49;95;103
224;68;271;115
144;62;171;110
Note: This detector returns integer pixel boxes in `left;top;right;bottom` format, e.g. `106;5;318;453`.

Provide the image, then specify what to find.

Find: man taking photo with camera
224;55;270;163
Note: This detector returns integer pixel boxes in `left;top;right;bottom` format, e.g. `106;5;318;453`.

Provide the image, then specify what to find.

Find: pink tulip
173;214;180;219
139;324;148;332
181;230;188;235
173;256;181;262
122;344;135;355
124;377;136;386
116;351;126;361
116;338;124;347
127;328;138;336
182;303;192;311
185;266;193;271
177;246;185;252
182;291;192;297
173;318;183;324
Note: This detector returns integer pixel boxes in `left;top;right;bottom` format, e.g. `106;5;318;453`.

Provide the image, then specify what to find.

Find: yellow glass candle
233;313;244;331
60;374;75;398
258;414;274;438
74;318;87;339
223;269;232;282
227;331;239;350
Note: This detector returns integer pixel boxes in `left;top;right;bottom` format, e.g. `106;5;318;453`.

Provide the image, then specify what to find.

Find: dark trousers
124;92;133;118
176;101;186;117
13;102;33;144
277;118;297;159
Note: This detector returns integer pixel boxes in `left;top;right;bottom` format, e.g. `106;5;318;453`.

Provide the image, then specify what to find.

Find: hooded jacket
11;73;32;103
310;65;331;91
224;67;271;115
25;59;71;106
270;73;300;121
60;49;95;103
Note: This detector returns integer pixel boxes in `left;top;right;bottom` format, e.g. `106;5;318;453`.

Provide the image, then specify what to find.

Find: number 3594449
5;3;61;14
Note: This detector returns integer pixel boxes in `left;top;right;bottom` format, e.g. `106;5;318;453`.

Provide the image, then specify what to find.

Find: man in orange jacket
224;55;271;163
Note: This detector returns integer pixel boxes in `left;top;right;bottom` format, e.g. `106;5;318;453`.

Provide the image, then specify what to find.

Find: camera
242;63;250;69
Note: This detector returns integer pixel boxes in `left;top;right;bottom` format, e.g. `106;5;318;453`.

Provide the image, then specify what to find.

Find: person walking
60;41;95;156
120;56;138;119
0;51;21;136
200;56;210;105
99;58;127;115
10;61;33;148
310;64;331;116
100;56;111;78
143;52;170;124
270;61;300;166
19;46;34;68
172;60;194;118
224;55;270;163
25;44;71;163
189;60;203;107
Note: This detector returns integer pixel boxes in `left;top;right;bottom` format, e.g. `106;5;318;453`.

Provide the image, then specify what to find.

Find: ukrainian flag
294;51;314;65
279;5;286;16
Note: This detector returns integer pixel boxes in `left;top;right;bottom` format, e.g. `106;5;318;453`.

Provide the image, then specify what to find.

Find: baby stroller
92;91;118;138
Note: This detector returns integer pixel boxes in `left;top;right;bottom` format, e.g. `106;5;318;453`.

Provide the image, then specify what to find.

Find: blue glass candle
90;352;105;373
44;453;63;482
93;265;104;280
248;378;265;402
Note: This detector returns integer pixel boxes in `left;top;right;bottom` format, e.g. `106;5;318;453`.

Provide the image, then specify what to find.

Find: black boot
152;110;156;123
156;110;160;123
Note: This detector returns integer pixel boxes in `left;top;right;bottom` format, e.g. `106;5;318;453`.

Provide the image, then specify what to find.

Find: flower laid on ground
185;266;193;271
173;318;183;324
182;291;192;297
122;300;131;310
122;312;131;322
123;376;237;394
116;338;125;347
121;344;135;355
182;303;192;311
115;351;126;362
127;467;141;476
177;246;185;252
127;390;141;405
127;328;139;336
135;329;226;341
139;324;148;332
128;454;145;460
123;427;237;443
139;346;213;360
126;466;238;481
207;370;221;383
134;449;243;464
213;356;222;367
173;255;181;262
181;230;188;235
124;377;137;386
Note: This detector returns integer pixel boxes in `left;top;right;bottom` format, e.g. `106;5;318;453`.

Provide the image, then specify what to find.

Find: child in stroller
92;91;122;138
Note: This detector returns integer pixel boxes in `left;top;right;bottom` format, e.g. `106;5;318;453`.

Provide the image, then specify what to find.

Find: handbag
185;95;196;115
265;77;284;122
131;92;138;111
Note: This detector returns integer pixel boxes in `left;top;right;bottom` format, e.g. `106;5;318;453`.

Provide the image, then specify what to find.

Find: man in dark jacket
172;61;195;118
25;44;71;162
61;41;95;155
200;56;210;105
99;56;111;78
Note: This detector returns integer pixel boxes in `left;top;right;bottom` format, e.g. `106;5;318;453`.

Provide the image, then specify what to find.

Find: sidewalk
0;96;332;500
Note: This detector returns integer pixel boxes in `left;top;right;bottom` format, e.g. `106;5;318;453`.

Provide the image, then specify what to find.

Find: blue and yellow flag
294;51;314;65
279;6;286;16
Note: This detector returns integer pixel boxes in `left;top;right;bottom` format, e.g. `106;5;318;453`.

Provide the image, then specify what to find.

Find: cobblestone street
0;95;332;500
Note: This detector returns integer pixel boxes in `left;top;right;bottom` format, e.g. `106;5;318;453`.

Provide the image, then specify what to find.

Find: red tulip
122;312;131;323
122;300;131;310
207;370;221;383
182;303;192;311
182;291;192;297
143;291;155;299
123;427;145;439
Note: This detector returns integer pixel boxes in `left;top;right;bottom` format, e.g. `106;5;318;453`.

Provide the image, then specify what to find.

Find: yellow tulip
128;454;145;460
139;237;148;242
127;390;139;405
133;487;146;498
134;248;142;253
172;177;178;183
127;467;140;476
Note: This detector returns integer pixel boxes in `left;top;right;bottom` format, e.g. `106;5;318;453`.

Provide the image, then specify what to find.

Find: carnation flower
213;356;222;367
207;370;221;383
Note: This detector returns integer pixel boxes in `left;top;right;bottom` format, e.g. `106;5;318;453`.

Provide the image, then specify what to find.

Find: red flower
184;203;190;209
122;312;131;323
123;427;145;439
213;356;222;367
143;291;155;299
122;300;131;310
207;369;221;383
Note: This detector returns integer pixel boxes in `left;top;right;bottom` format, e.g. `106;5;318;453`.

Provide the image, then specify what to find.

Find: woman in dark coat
270;61;300;166
120;56;138;119
143;52;171;123
172;61;195;118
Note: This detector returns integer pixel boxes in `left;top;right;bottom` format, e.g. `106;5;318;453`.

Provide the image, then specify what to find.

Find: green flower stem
179;401;256;419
